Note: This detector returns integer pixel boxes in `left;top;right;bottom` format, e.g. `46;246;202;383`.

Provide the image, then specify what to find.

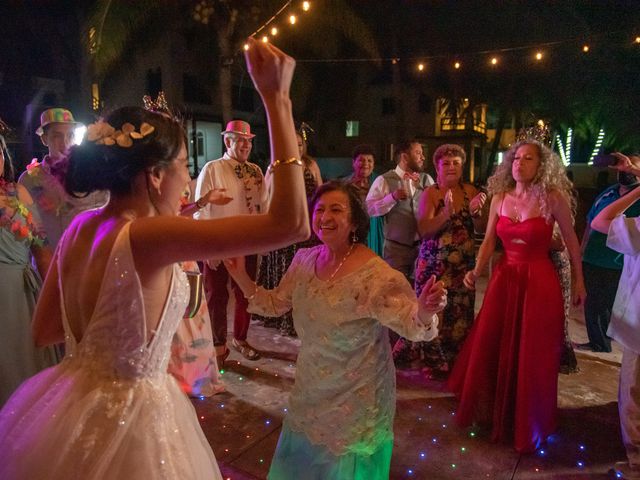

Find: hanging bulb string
249;0;292;38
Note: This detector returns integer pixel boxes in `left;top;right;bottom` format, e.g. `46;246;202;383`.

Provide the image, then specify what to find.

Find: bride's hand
244;37;295;100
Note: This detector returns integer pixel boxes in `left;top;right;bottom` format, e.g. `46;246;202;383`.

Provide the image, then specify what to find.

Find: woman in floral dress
253;130;321;336
408;144;486;377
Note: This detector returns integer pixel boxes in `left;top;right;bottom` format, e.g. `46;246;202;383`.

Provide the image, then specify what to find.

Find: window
346;121;360;137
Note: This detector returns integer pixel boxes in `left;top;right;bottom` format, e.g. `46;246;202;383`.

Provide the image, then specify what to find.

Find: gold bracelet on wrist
267;157;304;174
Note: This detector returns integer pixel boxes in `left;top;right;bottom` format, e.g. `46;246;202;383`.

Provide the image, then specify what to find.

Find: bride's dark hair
65;106;185;196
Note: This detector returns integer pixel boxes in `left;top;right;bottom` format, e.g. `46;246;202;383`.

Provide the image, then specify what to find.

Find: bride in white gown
0;38;309;480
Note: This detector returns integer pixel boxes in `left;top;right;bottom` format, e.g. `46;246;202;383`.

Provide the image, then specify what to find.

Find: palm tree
85;0;379;123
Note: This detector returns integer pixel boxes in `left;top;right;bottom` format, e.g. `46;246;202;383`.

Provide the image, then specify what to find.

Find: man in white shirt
591;153;640;480
195;120;267;364
365;140;434;279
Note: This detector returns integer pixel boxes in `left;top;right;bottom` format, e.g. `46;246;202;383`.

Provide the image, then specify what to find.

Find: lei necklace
0;179;47;247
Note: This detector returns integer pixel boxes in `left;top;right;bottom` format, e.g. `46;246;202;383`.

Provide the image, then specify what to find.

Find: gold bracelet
267;157;303;174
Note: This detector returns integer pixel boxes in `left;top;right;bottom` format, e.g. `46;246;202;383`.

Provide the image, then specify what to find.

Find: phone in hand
592;153;618;167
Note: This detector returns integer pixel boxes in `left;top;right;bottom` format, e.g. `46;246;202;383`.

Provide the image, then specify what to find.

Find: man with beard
195;120;267;366
366;139;434;279
579;156;640;352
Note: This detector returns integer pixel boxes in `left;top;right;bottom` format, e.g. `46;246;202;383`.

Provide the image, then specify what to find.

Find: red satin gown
448;215;565;453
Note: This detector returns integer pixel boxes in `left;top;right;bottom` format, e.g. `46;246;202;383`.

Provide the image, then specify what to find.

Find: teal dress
346;174;384;257
0;180;58;405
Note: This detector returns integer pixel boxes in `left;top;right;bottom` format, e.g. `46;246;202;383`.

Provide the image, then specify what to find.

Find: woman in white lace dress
0;39;310;480
226;181;446;479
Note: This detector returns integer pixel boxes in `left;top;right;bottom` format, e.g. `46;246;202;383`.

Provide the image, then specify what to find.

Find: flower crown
86;120;155;148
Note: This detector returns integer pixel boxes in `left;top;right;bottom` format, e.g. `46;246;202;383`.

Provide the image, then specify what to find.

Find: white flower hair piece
86;120;155;147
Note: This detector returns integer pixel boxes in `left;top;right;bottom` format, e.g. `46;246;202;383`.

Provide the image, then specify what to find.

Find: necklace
513;200;521;222
325;242;356;281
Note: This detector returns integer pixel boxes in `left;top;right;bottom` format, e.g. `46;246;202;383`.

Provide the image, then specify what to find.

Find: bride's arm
132;39;309;266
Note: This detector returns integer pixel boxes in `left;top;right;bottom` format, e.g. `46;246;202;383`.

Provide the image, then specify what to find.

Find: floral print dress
412;185;476;372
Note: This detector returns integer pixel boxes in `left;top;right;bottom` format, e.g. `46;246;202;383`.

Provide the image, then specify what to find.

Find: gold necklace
513;200;521;222
326;242;357;281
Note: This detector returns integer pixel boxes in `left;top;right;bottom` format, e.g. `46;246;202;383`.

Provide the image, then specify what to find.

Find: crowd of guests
0;39;638;480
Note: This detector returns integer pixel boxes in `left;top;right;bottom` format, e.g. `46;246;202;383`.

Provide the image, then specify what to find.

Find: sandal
231;338;261;361
215;346;230;370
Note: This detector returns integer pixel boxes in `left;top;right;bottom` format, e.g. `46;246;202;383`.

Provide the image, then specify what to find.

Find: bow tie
403;172;420;182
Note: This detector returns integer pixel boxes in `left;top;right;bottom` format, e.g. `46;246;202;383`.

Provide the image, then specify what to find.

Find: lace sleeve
247;248;308;317
367;264;438;342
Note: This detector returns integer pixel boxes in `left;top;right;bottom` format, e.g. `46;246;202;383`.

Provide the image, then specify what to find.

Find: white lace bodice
59;222;189;379
248;246;438;456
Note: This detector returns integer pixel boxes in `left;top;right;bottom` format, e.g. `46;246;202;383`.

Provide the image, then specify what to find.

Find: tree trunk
484;109;507;181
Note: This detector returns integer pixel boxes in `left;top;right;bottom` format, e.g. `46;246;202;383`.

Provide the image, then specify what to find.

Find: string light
490;57;498;65
271;27;279;36
417;63;425;71
635;36;640;44
262;35;269;43
454;61;461;69
289;14;297;25
302;1;310;11
535;51;543;60
243;43;249;51
582;44;590;52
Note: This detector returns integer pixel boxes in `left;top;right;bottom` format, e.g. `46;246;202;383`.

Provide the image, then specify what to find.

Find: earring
351;231;358;243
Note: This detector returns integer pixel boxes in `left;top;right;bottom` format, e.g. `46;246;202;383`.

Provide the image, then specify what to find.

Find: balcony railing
440;117;487;135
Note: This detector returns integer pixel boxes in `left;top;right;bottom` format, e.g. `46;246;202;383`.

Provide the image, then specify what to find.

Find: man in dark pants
580;164;640;352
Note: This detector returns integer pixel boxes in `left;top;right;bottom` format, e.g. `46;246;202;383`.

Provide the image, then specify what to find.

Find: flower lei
0;179;47;247
86;120;155;147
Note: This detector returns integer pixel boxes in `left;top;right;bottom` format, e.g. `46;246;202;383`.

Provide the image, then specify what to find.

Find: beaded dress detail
0;222;221;479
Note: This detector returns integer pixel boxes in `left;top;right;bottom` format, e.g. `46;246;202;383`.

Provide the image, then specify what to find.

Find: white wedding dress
0;222;222;479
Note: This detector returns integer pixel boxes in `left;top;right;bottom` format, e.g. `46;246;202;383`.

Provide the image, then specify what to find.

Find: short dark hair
66;106;185;196
352;144;375;161
310;181;369;244
393;139;420;164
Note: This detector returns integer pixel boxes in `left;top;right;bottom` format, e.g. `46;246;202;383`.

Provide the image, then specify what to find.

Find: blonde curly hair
487;139;576;221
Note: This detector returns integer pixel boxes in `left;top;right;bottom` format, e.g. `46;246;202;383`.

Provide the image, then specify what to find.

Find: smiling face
353;153;374;179
512;144;541;184
225;133;253;163
312;189;355;248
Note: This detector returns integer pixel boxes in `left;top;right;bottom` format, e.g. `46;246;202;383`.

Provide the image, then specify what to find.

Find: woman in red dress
448;139;586;453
